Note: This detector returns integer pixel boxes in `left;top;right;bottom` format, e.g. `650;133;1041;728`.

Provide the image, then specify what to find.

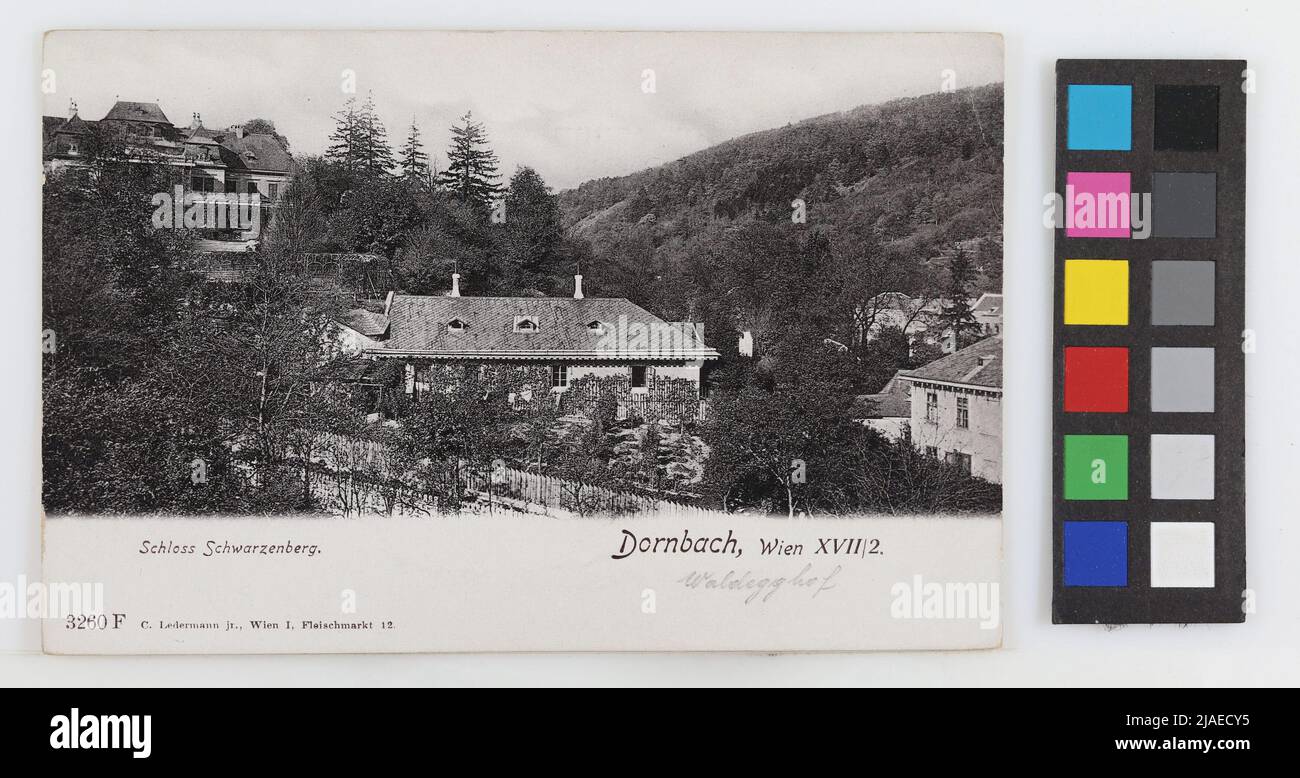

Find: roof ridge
392;293;633;302
382;294;717;357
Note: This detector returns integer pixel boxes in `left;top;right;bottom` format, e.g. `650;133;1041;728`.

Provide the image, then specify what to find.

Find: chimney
190;112;203;130
383;290;394;316
450;273;461;297
68;99;78;118
573;274;584;299
229;124;244;139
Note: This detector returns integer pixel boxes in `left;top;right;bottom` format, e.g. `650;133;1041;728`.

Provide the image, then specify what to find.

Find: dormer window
586;320;604;333
513;316;539;333
447;318;467;333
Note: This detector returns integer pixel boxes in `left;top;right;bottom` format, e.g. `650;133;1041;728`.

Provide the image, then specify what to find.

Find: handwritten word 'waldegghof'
677;564;841;604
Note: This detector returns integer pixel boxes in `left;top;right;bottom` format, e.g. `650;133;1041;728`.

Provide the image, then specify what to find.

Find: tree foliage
242;118;291;151
498;166;565;294
437;111;502;208
325;93;395;176
398;119;430;183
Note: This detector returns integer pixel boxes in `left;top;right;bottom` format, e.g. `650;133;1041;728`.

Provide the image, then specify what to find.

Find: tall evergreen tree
398;119;430;182
438;111;501;207
940;247;979;347
356;91;395;176
324;98;362;173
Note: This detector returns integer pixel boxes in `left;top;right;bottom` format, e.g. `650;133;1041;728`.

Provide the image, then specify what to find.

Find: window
586;320;604;333
67;141;79;155
956;396;969;428
924;446;938;459
513;316;538;333
404;363;417;398
946;451;972;476
267;183;279;202
247;181;259;195
630;365;648;389
550;364;568;390
191;175;215;193
225;179;238;194
925;392;938;423
447;319;467;333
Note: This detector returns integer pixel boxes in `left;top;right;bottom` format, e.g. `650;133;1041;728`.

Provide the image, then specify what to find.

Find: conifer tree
325;98;362;173
356;92;395;176
398;119;430;182
437;111;502;207
941;247;979;347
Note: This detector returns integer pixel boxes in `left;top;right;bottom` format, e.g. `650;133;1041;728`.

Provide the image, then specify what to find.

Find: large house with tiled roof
43;100;294;238
901;335;1002;483
361;274;720;410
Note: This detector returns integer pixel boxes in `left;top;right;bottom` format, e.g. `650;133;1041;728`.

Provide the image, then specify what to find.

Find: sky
42;31;1002;191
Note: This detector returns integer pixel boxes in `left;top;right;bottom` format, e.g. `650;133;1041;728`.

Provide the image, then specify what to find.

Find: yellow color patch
1064;260;1128;325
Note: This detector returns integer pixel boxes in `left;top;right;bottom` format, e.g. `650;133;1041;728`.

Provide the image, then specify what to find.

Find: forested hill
556;82;1004;335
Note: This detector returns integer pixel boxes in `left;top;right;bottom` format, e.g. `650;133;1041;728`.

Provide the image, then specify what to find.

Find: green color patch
1064;435;1128;500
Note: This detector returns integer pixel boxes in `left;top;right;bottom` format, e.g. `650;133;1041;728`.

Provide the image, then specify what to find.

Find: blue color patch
1063;521;1128;587
1068;84;1132;151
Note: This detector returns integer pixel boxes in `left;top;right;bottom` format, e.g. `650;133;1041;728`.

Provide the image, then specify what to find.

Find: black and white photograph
41;31;1004;523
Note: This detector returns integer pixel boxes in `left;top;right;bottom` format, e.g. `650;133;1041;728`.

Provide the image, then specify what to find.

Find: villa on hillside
356;274;721;421
43;100;294;241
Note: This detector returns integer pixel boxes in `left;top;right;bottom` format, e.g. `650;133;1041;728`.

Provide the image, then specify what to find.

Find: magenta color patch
1066;171;1132;238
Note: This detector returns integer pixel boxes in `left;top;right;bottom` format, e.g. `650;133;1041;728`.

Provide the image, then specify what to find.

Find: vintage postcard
40;30;1005;652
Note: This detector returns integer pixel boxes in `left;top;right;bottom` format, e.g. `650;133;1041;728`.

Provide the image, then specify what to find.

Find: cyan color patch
1068;84;1132;151
1063;521;1128;587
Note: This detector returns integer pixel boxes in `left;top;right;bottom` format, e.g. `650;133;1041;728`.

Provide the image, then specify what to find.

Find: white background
2;0;1296;686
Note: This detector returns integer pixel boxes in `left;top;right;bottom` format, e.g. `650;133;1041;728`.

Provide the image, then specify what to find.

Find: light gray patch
1150;434;1215;500
1151;347;1215;412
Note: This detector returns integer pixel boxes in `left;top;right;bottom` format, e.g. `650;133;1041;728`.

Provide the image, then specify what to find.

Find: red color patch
1064;347;1129;412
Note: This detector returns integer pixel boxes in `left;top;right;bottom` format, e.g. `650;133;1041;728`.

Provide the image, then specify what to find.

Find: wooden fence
299;430;727;519
463;464;726;519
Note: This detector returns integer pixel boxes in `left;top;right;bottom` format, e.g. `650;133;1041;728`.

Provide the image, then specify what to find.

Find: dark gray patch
1153;171;1216;238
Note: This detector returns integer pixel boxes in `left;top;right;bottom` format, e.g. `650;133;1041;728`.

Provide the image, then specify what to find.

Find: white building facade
902;336;1002;484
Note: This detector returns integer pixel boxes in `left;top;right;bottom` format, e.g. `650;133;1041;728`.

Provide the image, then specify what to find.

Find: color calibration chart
1053;60;1246;623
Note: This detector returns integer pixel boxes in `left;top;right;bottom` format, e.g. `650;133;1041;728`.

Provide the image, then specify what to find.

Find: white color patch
1150;522;1215;588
